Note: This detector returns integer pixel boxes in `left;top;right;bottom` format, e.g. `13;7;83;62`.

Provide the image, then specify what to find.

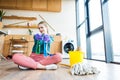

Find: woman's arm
46;35;54;54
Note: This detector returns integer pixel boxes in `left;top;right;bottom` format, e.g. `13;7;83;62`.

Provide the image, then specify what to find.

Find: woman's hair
38;21;49;34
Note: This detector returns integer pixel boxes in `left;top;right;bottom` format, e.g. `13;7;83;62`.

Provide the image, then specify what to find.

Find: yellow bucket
69;51;84;66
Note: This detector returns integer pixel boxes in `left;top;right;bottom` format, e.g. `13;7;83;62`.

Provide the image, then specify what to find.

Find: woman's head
38;21;49;34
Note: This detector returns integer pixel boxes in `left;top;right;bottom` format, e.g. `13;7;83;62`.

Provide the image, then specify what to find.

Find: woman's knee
53;53;62;62
12;53;22;61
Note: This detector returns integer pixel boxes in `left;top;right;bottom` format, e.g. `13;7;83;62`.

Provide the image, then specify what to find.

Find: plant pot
0;17;2;21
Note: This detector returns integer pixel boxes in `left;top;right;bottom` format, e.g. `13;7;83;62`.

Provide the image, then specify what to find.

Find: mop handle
59;63;71;67
39;15;55;32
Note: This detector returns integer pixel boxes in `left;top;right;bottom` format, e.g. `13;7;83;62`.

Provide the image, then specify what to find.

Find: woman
12;21;62;70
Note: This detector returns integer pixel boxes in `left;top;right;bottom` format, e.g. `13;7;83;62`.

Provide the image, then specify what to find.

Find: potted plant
28;28;33;35
0;9;6;21
0;10;6;29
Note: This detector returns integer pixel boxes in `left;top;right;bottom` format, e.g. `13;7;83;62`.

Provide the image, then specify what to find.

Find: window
90;31;105;60
89;0;102;31
108;0;120;62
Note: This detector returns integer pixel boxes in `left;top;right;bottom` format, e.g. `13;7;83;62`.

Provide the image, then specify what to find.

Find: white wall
2;0;77;44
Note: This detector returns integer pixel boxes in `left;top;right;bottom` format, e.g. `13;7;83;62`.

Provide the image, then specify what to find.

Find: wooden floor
0;59;120;80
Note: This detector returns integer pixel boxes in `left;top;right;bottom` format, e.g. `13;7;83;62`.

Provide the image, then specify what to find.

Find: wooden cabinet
50;41;62;53
50;35;62;53
2;35;12;57
3;35;33;57
48;0;61;12
0;35;4;55
16;0;32;10
32;0;47;11
0;0;61;12
28;35;34;56
0;0;16;9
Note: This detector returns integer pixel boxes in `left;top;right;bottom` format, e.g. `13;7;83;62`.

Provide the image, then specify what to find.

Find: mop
60;47;100;75
70;62;100;75
60;60;100;76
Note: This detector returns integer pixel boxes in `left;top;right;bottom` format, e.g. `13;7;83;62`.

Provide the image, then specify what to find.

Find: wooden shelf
4;25;37;28
9;39;28;55
10;39;28;43
3;16;37;21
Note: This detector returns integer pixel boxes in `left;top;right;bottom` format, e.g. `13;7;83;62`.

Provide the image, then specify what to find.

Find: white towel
13;44;23;48
12;50;24;53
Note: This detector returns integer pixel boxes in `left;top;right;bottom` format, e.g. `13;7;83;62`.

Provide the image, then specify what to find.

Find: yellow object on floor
69;51;84;66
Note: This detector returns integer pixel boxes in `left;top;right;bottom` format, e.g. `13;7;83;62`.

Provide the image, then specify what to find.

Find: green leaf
0;9;6;17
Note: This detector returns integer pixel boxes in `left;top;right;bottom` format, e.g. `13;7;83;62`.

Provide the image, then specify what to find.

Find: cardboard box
50;41;62;54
